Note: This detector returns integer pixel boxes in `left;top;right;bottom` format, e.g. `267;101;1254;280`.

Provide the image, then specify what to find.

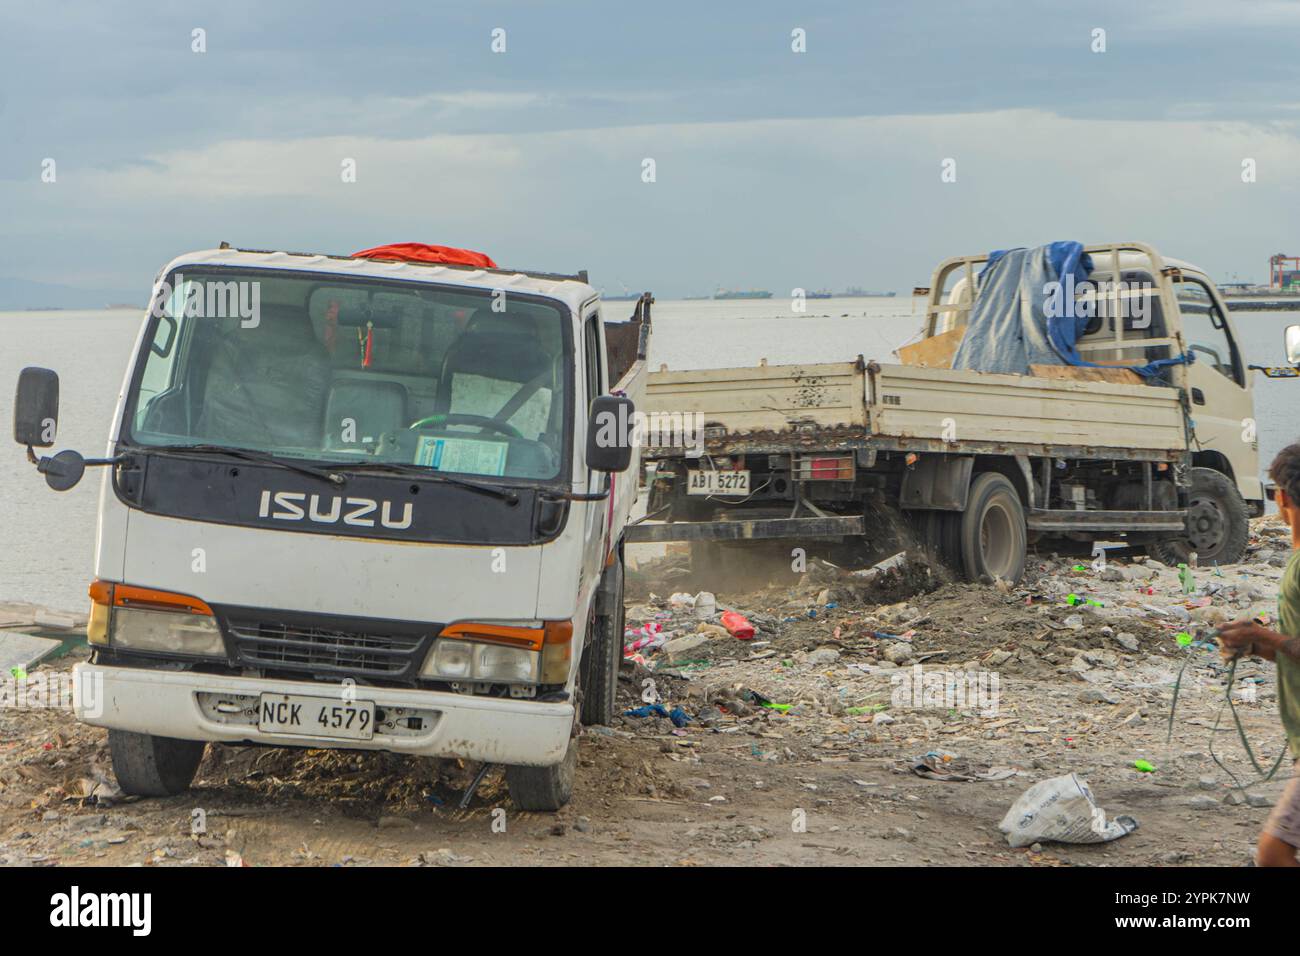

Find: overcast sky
4;0;1300;299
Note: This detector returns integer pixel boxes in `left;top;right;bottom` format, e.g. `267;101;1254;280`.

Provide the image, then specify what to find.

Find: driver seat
197;305;331;448
434;312;553;427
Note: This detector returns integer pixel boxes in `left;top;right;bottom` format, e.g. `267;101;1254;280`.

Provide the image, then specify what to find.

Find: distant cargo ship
714;289;773;300
841;287;896;298
806;289;833;299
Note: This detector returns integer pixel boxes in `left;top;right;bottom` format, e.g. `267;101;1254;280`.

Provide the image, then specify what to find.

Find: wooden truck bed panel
645;361;865;434
869;364;1187;451
645;360;1187;454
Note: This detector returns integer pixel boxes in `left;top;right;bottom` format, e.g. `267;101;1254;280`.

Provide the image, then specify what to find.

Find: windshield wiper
135;444;346;485
333;460;519;503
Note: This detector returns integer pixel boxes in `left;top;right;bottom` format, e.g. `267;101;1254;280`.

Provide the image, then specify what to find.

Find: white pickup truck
13;245;649;810
635;242;1300;582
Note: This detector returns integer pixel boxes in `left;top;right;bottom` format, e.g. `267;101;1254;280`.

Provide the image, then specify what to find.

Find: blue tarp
953;241;1190;380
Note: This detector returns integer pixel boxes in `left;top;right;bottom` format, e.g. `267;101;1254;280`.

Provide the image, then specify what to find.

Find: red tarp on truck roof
351;243;497;269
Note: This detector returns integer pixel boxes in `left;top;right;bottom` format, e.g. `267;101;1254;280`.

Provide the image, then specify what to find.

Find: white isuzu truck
13;244;649;811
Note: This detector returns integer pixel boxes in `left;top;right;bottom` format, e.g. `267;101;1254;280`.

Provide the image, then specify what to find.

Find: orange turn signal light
440;620;573;652
88;581;213;616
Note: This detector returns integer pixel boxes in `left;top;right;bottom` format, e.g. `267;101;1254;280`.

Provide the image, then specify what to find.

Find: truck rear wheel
1149;467;1249;566
911;510;961;571
109;729;205;797
505;736;578;812
960;473;1027;585
579;556;624;726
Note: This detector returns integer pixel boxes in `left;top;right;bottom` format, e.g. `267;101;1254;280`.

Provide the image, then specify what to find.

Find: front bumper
74;662;574;766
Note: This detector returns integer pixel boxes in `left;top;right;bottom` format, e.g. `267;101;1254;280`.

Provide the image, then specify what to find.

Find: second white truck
634;242;1300;582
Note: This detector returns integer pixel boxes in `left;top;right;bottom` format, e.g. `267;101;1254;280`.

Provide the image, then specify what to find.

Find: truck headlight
421;620;572;684
112;606;226;657
88;580;226;658
421;639;540;683
425;639;475;679
475;643;539;683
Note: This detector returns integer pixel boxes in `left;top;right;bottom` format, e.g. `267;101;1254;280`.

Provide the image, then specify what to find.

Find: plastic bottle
694;591;717;619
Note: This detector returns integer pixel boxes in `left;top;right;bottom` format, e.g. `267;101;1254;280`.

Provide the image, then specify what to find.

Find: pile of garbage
612;551;945;737
622;550;934;668
618;515;1293;736
622;590;766;667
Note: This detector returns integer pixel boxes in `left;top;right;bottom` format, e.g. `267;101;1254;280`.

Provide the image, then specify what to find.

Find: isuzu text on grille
258;491;413;529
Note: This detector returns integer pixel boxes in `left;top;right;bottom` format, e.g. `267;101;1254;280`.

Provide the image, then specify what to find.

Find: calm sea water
2;299;1297;611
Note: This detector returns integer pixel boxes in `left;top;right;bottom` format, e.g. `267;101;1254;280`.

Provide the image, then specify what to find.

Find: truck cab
926;243;1276;565
933;248;1262;514
13;246;649;811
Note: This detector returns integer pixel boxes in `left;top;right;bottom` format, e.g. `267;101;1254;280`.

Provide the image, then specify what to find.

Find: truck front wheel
579;555;624;726
505;736;578;812
109;729;205;797
960;473;1027;585
1149;467;1249;566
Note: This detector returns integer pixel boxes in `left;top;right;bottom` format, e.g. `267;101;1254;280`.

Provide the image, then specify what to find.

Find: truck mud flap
625;515;865;543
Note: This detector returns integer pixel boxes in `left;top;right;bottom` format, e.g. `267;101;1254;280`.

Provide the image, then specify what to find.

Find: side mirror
14;367;59;447
1286;324;1300;366
586;395;636;473
38;449;86;492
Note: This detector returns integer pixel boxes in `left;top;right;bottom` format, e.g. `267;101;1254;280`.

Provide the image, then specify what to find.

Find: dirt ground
1;517;1295;867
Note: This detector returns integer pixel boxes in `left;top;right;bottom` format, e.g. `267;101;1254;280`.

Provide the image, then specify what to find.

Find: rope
1208;656;1289;790
1166;640;1289;792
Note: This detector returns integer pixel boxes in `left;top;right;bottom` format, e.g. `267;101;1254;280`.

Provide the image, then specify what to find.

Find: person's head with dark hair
1270;442;1300;532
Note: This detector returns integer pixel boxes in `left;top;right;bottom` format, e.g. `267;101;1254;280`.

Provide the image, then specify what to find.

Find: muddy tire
505;736;578;812
1149;467;1249;567
911;509;962;570
109;729;205;797
959;473;1027;585
580;557;624;726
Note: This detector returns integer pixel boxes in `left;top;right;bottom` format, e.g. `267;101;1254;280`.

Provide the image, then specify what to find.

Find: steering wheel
408;413;523;439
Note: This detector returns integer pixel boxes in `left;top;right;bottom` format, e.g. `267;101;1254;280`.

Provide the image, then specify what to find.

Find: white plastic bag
999;773;1138;848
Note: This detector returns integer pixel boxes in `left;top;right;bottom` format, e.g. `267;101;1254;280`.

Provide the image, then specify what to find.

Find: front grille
225;617;432;680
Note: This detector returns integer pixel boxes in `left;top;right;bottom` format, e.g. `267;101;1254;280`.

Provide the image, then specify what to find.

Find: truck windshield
124;269;570;481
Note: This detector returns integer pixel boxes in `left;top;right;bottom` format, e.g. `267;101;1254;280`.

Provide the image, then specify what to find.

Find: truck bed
644;359;1187;459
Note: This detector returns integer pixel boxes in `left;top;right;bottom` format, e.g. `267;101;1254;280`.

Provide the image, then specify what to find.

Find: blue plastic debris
624;703;692;727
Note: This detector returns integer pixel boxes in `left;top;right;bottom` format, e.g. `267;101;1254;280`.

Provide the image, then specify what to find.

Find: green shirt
1276;550;1300;758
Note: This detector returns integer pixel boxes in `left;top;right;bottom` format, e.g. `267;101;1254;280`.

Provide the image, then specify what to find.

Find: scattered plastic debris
624;703;692;727
999;774;1138;848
